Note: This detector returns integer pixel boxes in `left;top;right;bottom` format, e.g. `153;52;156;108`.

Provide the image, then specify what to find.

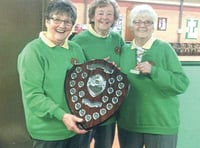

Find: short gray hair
45;0;77;25
129;4;158;29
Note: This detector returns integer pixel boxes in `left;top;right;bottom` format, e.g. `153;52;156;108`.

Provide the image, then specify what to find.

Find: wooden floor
90;127;145;148
90;126;120;148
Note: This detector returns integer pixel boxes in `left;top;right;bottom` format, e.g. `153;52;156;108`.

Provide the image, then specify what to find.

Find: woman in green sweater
72;0;124;148
117;4;189;148
17;1;87;148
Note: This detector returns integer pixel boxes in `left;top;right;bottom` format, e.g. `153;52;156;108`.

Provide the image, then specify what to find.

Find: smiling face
45;13;73;46
131;16;154;45
92;4;115;35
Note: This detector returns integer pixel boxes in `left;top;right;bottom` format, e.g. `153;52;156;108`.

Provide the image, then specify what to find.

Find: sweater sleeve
17;43;66;121
150;43;189;96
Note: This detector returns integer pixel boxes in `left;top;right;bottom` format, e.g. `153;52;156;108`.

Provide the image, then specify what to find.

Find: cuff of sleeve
53;108;66;120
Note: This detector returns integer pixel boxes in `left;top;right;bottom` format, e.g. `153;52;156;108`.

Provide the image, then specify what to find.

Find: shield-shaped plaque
65;59;130;130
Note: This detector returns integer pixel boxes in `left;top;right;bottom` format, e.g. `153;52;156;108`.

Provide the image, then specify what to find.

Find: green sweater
118;39;189;135
17;38;85;140
72;30;125;125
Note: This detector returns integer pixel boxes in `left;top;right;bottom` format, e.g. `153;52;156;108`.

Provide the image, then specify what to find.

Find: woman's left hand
136;61;153;74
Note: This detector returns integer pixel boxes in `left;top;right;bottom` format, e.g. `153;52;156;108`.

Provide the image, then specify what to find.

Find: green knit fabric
118;39;189;135
72;30;125;125
17;38;85;140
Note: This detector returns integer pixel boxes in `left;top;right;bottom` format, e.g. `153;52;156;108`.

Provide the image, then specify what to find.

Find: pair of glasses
49;17;72;26
133;20;153;26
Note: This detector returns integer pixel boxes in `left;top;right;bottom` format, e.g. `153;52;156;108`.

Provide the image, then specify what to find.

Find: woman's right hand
62;113;87;134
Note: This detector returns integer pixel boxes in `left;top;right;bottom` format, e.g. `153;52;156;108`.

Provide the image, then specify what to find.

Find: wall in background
0;0;42;147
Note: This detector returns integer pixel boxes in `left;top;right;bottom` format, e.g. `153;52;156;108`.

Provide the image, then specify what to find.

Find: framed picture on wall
157;17;167;31
185;19;199;39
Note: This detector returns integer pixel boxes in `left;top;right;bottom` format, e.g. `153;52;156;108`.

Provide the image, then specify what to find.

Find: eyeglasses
133;20;153;26
49;17;72;26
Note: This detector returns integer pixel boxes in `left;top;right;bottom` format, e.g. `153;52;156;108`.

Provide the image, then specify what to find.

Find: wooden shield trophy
65;59;130;130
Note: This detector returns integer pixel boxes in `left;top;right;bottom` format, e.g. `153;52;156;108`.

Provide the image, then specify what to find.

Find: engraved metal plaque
65;59;130;130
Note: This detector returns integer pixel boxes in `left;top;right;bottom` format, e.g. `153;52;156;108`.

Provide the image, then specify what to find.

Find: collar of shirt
87;24;110;38
131;37;156;50
39;31;69;49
